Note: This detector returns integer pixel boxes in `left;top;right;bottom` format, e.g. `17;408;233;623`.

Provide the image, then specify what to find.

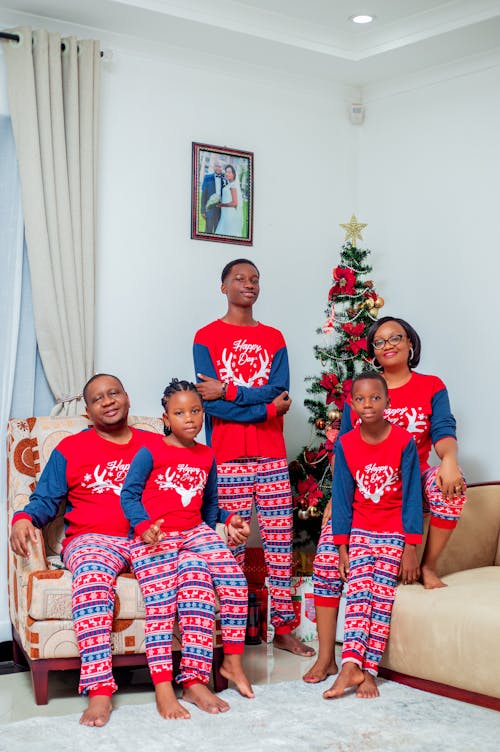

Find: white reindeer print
355;468;398;504
219;348;271;387
156;468;207;507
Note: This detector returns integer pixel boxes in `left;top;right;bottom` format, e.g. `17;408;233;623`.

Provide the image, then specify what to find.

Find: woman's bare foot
183;682;230;713
323;662;364;699
220;654;254;698
274;633;316;657
155;681;191;719
356;671;379;698
80;695;112;726
421;565;447;589
302;657;338;683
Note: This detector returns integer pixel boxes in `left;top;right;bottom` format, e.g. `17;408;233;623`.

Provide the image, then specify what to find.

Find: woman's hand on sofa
399;544;420;585
10;518;39;558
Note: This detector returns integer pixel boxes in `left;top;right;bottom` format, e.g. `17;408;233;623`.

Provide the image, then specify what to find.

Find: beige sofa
379;482;500;710
7;415;227;704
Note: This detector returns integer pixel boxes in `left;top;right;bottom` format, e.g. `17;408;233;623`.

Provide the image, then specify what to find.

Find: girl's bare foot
421;565;447;589
356;671;379;698
183;682;230;713
220;655;254;698
274;633;316;657
323;662;364;699
155;682;191;719
80;695;112;727
302;657;338;683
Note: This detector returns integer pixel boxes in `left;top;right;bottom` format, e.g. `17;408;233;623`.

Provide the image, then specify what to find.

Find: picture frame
191;142;254;245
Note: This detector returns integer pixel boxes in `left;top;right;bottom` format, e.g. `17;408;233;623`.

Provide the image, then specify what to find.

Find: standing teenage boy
193;259;315;657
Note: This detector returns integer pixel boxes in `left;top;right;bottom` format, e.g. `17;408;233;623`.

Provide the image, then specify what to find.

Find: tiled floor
0;641;336;724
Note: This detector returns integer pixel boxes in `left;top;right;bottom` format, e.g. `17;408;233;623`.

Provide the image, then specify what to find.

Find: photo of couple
192;143;253;245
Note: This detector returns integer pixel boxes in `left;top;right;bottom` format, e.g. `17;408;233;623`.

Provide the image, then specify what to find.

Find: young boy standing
193;259;315;657
324;371;422;699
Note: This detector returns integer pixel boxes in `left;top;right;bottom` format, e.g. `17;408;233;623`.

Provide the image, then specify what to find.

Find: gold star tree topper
340;214;367;246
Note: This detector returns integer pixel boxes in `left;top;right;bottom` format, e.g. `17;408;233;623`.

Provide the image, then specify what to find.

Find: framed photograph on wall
191;142;253;245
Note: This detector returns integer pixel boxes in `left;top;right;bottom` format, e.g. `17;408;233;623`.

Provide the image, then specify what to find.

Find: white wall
358;64;500;482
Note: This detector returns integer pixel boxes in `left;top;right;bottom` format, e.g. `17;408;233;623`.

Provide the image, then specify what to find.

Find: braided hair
161;378;201;435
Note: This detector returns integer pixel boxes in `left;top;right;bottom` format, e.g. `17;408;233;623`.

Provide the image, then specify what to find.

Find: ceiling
2;0;500;87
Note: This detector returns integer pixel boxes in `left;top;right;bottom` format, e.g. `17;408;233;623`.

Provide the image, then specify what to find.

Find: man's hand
141;519;166;545
196;374;225;401
227;514;250;545
321;499;332;528
273;391;292;416
10;518;39;558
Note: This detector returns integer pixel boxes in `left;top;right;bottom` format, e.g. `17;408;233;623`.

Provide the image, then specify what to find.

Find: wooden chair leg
30;662;50;705
212;646;228;692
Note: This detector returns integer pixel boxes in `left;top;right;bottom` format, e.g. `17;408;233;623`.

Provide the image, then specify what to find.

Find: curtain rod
0;30;106;57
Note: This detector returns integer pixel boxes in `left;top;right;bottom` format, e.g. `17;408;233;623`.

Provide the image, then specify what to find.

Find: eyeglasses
372;333;406;351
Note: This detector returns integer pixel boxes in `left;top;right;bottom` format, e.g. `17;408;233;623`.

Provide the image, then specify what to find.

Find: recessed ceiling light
350;14;375;24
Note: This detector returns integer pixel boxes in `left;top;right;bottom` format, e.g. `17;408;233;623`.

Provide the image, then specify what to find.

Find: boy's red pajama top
12;427;158;550
331;424;423;545
192;319;289;461
339;372;456;473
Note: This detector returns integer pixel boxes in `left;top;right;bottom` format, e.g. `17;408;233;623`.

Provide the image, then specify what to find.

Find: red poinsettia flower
303;446;328;466
347;337;368;355
329;266;356;297
341;322;365;338
294;475;323;509
319;372;342;404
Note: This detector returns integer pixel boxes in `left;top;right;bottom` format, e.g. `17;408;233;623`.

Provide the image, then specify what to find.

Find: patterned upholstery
7;415;225;699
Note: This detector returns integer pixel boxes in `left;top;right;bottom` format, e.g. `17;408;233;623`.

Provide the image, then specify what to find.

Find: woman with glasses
303;315;465;685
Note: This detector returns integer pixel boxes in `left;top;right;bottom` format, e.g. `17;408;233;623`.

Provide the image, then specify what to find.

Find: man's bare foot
155;681;191;719
302;657;338;683
183;682;230;714
80;695;112;727
421;565;447;589
323;662;364;699
356;671;379;698
274;633;316;657
220;654;254;698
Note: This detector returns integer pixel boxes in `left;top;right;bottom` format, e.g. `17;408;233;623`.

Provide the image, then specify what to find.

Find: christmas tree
290;216;385;548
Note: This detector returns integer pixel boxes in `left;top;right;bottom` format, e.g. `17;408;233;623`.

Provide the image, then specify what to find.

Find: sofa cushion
381;566;500;698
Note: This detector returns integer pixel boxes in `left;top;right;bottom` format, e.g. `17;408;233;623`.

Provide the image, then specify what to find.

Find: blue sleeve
230;346;289;406
193;341;268;423
330;441;355;538
17;449;69;528
401;439;424;539
200;459;222;529
430;387;457;445
339;403;353;437
120;447;153;530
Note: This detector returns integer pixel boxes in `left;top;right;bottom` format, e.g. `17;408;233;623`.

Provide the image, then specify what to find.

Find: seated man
10;374;227;726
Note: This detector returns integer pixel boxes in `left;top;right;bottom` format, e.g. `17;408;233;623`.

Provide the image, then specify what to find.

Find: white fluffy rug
1;680;498;752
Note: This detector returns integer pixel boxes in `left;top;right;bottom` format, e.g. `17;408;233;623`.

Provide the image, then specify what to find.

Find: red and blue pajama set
13;428;216;696
313;371;466;605
332;424;423;675
120;437;248;687
193;318;296;635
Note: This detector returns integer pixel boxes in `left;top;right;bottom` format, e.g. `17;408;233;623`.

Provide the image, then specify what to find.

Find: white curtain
3;27;100;415
0;115;24;641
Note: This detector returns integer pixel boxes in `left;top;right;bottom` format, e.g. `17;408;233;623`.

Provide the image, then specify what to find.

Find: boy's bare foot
356;671;379;698
220;654;254;698
323;662;364;699
80;695;112;726
302;657;338;683
183;682;230;713
421;565;447;589
274;633;316;657
155;681;191;719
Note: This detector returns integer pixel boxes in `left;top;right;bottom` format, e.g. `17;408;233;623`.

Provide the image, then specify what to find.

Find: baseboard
378;667;500;711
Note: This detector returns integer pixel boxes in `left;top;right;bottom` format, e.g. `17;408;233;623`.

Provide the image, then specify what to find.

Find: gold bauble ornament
374;296;385;308
308;506;322;518
315;418;326;430
327;408;341;422
298;509;310;520
364;298;375;310
363;280;374;289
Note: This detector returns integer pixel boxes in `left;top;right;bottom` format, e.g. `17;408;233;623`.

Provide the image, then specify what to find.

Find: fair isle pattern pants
217;457;295;633
63;533;216;694
313;464;466;601
342;530;405;676
130;522;247;685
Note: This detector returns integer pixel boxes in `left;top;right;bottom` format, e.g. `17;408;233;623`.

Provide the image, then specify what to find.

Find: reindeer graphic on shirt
155;464;207;507
218;341;272;387
82;459;131;496
355;464;398;504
